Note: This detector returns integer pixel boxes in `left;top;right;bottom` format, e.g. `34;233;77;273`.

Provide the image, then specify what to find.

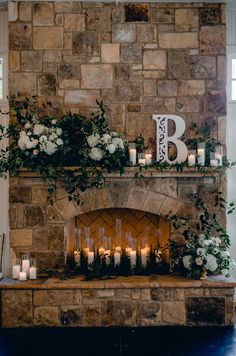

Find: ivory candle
188;154;196;167
197;149;205;166
99;247;105;256
87;251;94;265
29;267;37;280
74;251;81;265
22;259;30;278
141;248;148;268
18;272;27;281
12;265;20;279
138;158;146;165
104;249;111;265
114;252;121;266
210;159;218;167
126;247;132;256
83;247;89;256
145;153;152;165
130;250;137;268
129;149;137;166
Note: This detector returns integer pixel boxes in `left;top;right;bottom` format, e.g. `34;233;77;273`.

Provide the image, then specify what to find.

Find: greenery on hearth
0;96;234;205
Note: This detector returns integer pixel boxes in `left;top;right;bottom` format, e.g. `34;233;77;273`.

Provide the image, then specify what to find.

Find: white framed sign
152;115;188;164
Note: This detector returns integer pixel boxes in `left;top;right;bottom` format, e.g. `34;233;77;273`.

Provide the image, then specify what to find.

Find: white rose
43;142;58;155
49;134;58;141
111;131;118;137
52;119;56;125
89;147;103;161
18;138;27;150
39;135;47;143
24;122;31;129
112;137;124;149
106;143;116;154
205;254;218;272
31;139;38;148
56;138;63;146
101;133;111;144
87;134;100;148
196;248;206;256
195;256;203;266
26;141;35;149
56;128;62;136
203;239;213;247
183;255;193;270
33;124;45;136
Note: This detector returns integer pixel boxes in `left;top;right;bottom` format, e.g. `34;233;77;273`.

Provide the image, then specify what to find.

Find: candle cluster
12;255;37;281
128;143;152;166
188;144;223;167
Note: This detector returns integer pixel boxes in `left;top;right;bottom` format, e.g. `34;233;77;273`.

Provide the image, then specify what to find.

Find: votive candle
12;265;20;279
18;271;27;281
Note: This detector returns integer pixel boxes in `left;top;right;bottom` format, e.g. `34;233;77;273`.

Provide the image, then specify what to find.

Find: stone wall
8;2;226;146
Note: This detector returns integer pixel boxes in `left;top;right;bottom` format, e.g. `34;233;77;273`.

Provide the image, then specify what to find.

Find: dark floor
0;327;236;356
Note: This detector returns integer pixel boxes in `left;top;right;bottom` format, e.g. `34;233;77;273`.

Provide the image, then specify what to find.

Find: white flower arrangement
17;116;63;156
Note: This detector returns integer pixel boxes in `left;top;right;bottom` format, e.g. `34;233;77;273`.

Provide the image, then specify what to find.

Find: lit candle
18;271;27;281
126;247;132;256
29;267;37;280
145;153;152;165
104;249;111;265
141;248;148;268
210;159;218;167
12;265;20;279
188;151;196;167
130;250;136;268
22;258;30;278
129;143;137;166
87;251;94;265
83;247;89;256
138;153;145;165
197;143;205;166
99;247;105;256
74;250;81;266
114;251;121;266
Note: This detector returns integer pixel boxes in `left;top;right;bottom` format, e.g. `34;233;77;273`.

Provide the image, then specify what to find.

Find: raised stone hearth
0;276;235;327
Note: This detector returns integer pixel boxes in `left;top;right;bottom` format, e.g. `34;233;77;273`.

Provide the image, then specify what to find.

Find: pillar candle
114;252;121;266
12;265;20;279
130;250;136;268
29;267;37;280
188;154;196;167
22;259;30;278
99;247;105;256
18;272;27;281
129;148;137;166
74;251;81;266
210;159;218;167
145;153;152;165
141;248;148;268
104;249;111;265
197;148;205;166
87;251;94;265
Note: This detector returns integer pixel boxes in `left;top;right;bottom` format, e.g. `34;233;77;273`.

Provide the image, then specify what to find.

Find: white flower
33;149;39;156
106;143;116;154
56;138;63;146
183;255;193;270
205;254;218;272
39;135;47;143
56;128;62;136
195;256;203;266
52;119;56;125
49;134;58;141
112;137;124;149
43;142;57;155
33;124;45;136
101;134;111;144
30;139;38;148
87;133;100;148
197;248;206;256
111;131;118;137
24;122;31;129
26;141;35;149
212;248;219;255
203;239;213;247
89;147;103;161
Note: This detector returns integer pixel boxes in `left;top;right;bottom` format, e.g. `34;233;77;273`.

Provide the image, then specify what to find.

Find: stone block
59;80;80;90
125;4;149;22
43;51;61;63
30;251;64;270
150;178;178;199
9;72;37;96
139;301;161;326
58;63;79;80
217;56;226;84
206;89;226;115
143;79;156;97
64;14;85;31
31;187;48;204
127;189;148;210
175;9;199;32
151;9;174;23
162;302;185;324
126;113;155;142
33;27;63;49
9;186;31;204
10;229;33;247
72;32;100;57
168;50;190;79
140;289;151;300
200;7;220;26
47;225;64;251
55;14;63;26
133;70;166;79
158;80;177;97
127;104;141;112
106;180;131;208
81;64;113;89
178;80;205;96
9;206;17;229
218;116;226;145
9;51;20;72
112;24;136;43
121;43;142;63
65;90;100;107
33;229;47;249
137;24;157;42
164;98;176;113
60;306;83;326
34;290;49;306
200;26;226;54
86;8;111;32
2;290;33;327
101;44;120;63
34;307;59;326
186;297;225;325
102;301;137;326
19;2;31;22
159;197;182;216
190;55;216;79
176;97;199;113
185;288;204;297
143;50;166;70
115;83;141;102
9;23;32;50
48;291;74;306
46;205;63;221
84;304;102;326
114;64;131;81
54;198;78;221
54;2;81;13
38;74;57;96
159;33;198;49
21;51;42;72
96;290;115;298
33;3;54;26
142;191;166;214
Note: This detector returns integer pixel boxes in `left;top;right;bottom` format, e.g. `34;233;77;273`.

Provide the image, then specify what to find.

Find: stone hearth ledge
0;275;235;290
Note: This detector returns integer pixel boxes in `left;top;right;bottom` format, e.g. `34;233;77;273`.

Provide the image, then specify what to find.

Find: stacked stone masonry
8;2;226;147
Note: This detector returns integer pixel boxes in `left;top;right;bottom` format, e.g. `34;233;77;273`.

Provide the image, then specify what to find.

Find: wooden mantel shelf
16;167;220;179
0;275;235;290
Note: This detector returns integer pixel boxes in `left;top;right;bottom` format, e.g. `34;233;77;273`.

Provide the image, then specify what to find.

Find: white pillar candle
87;251;94;265
29;267;37;280
83;247;89;256
197;148;205;166
114;252;121;266
138;158;146;165
130;250;136;268
215;154;223;166
141;248;148;268
99;247;105;256
74;251;81;266
210;159;218;167
129;148;137;166
104;249;111;265
145;153;152;165
22;259;30;278
12;265;20;279
126;247;132;256
188;154;196;167
18;271;27;281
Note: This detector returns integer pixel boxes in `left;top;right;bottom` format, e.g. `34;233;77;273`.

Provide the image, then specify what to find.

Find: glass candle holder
140;238;149;269
215;145;223;166
29;259;37;280
187;150;196;167
21;254;30;278
129;143;137;166
138;152;146;165
197;142;206;166
145;150;152;165
210;152;218;167
12;257;21;280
